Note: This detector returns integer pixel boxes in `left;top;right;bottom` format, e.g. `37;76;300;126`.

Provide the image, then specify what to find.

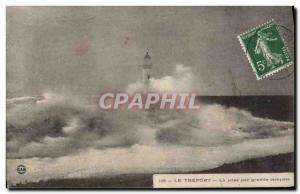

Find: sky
7;6;294;97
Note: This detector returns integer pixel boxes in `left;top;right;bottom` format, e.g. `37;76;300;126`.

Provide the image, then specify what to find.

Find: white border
1;1;297;194
1;0;298;6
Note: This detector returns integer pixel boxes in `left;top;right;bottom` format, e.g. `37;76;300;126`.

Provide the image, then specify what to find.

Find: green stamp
238;19;293;80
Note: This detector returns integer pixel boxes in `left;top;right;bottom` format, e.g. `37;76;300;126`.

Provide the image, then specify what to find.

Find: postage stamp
238;19;293;80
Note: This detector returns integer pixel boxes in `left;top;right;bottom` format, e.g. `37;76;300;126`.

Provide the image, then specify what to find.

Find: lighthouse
142;50;153;86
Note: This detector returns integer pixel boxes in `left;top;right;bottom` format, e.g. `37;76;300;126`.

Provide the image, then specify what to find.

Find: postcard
6;6;295;189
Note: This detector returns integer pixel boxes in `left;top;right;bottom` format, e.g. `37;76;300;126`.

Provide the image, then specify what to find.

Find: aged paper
6;6;294;189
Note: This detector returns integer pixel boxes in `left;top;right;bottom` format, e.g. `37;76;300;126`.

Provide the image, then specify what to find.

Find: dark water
198;96;294;122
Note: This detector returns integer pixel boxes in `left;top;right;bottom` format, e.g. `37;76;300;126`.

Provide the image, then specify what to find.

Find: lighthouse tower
142;50;153;86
